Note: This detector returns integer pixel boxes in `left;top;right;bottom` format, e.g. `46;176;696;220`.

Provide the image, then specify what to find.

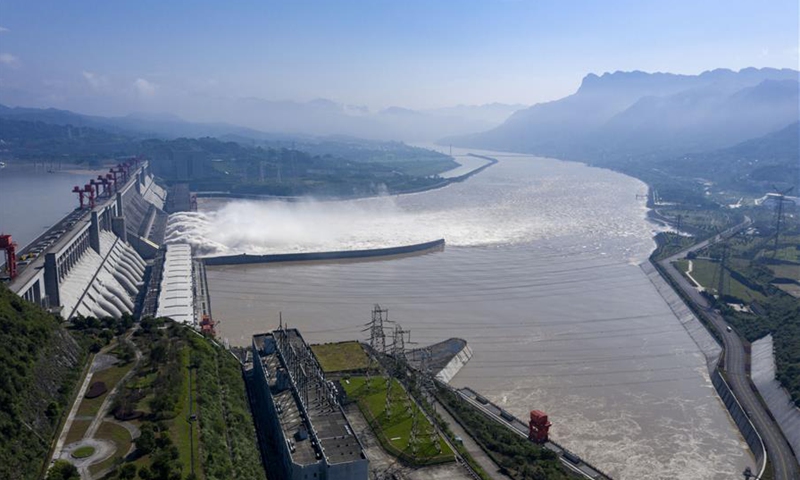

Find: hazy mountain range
0;97;524;143
447;67;799;162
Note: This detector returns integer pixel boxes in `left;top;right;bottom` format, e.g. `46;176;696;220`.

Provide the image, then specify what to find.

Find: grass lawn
72;446;95;459
64;420;92;444
311;341;370;373
680;258;765;302
168;347;204;479
769;264;800;280
342;376;452;464
77;362;134;417
89;421;132;476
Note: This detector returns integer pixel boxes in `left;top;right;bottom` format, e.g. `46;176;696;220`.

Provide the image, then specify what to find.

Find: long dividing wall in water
202;238;445;266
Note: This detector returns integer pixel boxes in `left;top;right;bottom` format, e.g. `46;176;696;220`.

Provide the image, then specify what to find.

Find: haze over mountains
448;68;799;163
0;95;524;142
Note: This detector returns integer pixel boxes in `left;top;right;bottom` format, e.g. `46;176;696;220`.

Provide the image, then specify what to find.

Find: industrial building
249;328;368;480
2;159;169;319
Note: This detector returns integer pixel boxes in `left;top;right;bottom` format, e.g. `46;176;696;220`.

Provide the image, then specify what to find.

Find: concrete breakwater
202;238;445;266
407;338;473;384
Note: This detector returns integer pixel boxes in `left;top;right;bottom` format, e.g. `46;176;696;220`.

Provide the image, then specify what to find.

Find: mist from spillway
166;153;658;258
169;149;753;480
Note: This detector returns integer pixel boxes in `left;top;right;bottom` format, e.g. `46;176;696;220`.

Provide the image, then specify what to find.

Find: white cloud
0;53;18;67
82;70;109;89
0;27;9;33
134;77;157;97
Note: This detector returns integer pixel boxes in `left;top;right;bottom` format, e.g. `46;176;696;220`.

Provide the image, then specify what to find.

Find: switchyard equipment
250;328;368;480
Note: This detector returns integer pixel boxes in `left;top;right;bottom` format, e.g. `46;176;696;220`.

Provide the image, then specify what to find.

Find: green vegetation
0;283;86;480
435;386;568;480
89;421;133;476
342;376;453;465
659;206;800;406
311;341;370;373
71;445;95;459
77;362;134;417
99;318;266;480
46;460;80;480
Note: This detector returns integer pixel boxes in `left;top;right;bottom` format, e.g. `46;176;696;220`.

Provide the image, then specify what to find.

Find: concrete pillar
116;192;124;217
89;211;101;253
44;253;61;308
112;216;127;242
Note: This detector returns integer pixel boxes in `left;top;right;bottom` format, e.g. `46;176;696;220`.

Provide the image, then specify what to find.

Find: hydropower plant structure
1;158;169;319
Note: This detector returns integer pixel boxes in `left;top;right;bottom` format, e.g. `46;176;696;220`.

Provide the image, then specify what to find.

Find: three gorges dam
1;158;170;320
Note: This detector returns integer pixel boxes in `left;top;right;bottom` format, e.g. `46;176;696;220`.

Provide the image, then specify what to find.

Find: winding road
659;218;799;480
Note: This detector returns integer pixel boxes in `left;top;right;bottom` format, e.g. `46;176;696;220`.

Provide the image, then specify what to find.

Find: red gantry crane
0;234;18;279
528;410;552;444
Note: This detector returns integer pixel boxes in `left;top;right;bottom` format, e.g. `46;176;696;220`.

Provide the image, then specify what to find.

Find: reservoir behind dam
195;149;752;480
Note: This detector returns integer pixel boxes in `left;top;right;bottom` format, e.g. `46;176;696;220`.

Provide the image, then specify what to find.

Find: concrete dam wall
202;238;445;266
8;161;167;319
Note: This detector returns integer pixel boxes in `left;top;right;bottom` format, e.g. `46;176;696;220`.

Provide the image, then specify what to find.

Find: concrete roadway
659;218;799;480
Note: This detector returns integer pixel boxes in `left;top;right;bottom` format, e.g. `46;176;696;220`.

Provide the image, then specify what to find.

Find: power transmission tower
771;185;795;257
363;304;388;354
391;324;412;376
711;242;729;298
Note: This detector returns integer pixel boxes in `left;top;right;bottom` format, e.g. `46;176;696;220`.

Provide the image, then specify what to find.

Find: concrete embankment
407;338;473;384
711;369;766;466
752;335;800;465
202;238;445;266
436;343;473;383
640;260;721;372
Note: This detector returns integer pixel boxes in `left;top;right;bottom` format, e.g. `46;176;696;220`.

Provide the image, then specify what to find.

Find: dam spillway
5;160;169;319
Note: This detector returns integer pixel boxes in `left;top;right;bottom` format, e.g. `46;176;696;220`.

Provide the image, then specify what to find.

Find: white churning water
168;148;753;480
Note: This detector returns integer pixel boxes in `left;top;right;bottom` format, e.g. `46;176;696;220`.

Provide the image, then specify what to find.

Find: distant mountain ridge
0;96;525;143
449;67;799;160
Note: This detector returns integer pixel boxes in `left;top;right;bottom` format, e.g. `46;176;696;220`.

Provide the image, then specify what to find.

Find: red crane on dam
0;234;18;279
529;410;552;444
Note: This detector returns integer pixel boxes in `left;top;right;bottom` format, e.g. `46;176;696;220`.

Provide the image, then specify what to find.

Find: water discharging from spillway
168;149;752;480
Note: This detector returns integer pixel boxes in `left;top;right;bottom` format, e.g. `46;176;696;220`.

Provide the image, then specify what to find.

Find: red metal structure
200;314;216;336
106;172;117;193
72;185;86;208
528;410;551;444
0;234;18;279
97;175;111;196
83;184;96;209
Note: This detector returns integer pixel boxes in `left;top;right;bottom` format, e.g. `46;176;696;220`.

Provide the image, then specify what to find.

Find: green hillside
0;283;86;480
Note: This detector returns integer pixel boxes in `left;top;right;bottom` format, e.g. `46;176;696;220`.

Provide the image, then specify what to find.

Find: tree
135;425;156;455
46;460;80;480
138;466;152;480
119;463;137;480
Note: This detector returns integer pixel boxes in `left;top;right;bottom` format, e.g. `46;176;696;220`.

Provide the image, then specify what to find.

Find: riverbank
196;154;498;203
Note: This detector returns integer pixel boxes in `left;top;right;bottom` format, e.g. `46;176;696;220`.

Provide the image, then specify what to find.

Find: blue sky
0;0;797;115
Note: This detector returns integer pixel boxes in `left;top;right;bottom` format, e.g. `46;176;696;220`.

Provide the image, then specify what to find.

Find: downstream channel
172;148;752;480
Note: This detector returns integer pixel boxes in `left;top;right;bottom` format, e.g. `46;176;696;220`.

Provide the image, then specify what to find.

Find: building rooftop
254;330;366;467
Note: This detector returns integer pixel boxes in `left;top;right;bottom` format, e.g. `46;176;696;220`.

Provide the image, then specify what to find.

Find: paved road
659;218;799;480
432;399;509;480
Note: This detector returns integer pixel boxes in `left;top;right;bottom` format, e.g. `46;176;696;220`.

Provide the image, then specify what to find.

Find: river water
174;149;750;479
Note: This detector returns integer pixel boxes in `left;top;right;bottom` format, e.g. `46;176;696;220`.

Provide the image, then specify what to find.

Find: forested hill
0;283;85;480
